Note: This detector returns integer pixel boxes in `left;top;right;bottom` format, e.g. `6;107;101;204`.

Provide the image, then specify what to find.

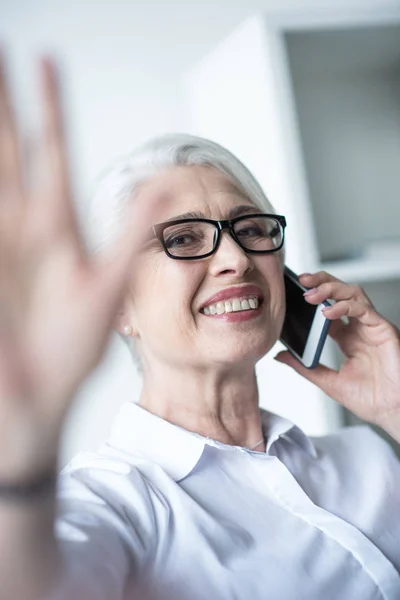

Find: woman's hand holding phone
275;271;400;443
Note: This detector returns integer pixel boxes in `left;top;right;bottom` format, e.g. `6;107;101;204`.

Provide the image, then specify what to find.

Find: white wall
1;0;399;465
286;28;400;262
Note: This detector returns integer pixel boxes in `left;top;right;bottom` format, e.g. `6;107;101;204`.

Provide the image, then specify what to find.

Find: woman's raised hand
275;271;400;443
0;56;149;476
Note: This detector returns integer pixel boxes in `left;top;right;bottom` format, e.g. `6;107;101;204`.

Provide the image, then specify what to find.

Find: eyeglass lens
163;216;282;258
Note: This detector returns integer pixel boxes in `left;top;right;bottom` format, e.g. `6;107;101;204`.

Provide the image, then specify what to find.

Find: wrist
0;467;57;502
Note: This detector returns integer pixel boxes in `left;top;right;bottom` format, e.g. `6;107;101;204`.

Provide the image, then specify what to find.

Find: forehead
136;164;256;221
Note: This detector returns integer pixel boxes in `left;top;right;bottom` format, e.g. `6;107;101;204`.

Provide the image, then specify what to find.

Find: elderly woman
1;59;400;600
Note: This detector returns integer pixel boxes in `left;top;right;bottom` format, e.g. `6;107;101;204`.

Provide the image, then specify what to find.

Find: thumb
274;350;339;397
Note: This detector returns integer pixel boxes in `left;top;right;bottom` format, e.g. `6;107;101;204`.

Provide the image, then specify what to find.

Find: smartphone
279;266;332;369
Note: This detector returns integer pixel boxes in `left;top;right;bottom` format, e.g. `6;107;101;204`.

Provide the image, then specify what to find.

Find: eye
165;229;205;249
236;219;280;239
236;223;265;238
166;233;197;248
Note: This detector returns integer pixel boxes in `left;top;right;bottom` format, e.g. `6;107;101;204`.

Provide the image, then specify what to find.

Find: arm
0;53;156;599
0;469;62;600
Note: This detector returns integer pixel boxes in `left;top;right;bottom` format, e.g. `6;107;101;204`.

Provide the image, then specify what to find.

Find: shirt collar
261;409;317;458
107;401;317;482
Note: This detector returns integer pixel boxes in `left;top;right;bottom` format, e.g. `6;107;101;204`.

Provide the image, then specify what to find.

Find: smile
201;295;261;315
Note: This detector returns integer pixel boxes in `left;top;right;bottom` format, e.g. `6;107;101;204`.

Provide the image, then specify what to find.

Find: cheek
271;276;285;313
257;256;284;297
271;282;286;332
256;258;286;326
132;257;203;331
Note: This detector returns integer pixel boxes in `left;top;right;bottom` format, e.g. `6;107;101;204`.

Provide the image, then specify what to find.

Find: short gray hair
83;133;280;373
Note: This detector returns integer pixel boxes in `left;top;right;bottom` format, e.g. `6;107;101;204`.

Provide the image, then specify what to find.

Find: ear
113;301;139;338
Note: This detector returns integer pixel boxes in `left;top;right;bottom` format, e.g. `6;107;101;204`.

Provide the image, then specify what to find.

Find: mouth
199;285;265;317
200;294;264;316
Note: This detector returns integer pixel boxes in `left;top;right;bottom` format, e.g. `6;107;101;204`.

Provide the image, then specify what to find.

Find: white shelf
321;255;400;283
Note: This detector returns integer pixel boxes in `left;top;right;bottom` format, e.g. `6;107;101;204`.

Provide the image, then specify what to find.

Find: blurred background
1;0;400;465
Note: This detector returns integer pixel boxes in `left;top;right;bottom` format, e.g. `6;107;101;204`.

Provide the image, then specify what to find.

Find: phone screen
281;274;317;356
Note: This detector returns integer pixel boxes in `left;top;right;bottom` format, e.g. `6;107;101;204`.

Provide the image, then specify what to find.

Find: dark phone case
281;266;331;369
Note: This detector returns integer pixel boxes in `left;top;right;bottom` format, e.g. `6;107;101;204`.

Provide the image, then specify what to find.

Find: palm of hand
334;317;400;426
0;58;145;441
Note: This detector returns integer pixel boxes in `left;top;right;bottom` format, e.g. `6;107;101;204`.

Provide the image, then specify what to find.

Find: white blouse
50;401;400;600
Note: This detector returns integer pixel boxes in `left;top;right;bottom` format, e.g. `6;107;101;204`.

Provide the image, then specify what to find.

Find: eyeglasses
151;213;287;260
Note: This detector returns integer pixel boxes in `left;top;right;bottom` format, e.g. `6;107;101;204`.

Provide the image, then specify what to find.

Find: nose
208;229;254;278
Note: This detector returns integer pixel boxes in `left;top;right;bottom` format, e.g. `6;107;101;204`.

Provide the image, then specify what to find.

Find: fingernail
303;287;317;296
299;273;312;278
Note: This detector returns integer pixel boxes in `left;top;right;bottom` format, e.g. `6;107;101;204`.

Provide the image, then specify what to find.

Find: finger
34;57;81;245
326;318;347;342
303;280;371;306
322;299;383;327
274;350;341;398
0;52;23;197
299;270;342;287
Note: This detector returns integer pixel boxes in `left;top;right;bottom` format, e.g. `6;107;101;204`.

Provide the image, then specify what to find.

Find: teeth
216;302;224;315
225;300;233;312
232;299;241;311
202;296;260;316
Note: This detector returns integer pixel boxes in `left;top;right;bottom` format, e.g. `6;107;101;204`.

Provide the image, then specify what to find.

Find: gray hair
83;133;280;373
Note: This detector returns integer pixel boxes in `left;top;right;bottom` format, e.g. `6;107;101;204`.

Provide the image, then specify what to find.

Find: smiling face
121;164;286;373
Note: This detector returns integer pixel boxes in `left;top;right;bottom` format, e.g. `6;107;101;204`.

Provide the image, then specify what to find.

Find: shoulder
56;444;168;564
308;424;400;489
52;447;163;598
58;442;170;515
311;423;398;462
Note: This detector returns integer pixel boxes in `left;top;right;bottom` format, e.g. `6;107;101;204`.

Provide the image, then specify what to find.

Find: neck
138;361;265;451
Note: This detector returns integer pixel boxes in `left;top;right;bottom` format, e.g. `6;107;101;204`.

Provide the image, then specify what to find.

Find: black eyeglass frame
151;213;287;260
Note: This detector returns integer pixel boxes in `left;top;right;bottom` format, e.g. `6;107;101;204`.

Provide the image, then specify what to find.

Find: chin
211;340;272;367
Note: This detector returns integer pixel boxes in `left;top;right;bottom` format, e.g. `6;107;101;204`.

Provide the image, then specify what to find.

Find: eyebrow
165;205;263;222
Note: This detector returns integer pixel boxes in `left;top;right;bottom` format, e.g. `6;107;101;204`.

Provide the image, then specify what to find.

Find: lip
199;284;264;311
